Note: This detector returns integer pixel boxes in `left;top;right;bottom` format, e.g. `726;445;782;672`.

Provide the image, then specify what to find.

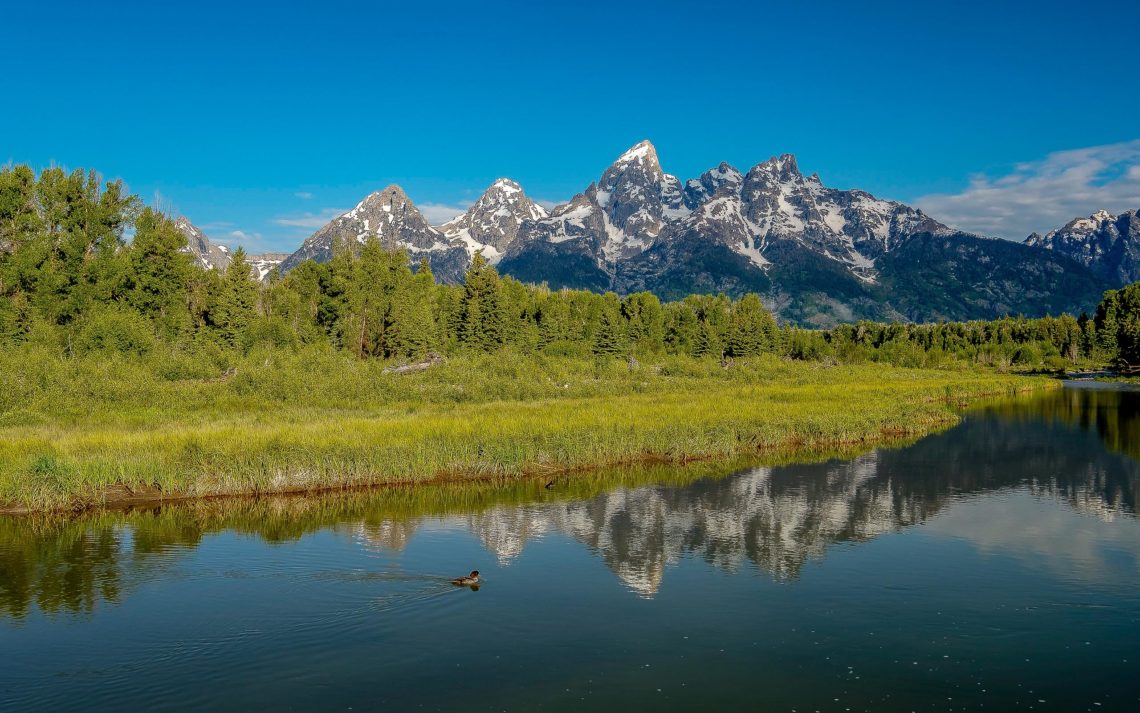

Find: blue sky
4;0;1139;252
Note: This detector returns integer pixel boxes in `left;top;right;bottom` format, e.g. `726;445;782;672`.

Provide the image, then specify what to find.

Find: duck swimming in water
451;570;480;587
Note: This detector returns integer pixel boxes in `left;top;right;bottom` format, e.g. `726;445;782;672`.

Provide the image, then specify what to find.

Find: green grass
0;345;1058;512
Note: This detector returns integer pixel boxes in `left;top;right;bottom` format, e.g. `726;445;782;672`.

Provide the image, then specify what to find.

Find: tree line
1;164;1137;368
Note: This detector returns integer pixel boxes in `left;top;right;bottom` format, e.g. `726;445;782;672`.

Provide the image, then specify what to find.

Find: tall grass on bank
0;345;1057;512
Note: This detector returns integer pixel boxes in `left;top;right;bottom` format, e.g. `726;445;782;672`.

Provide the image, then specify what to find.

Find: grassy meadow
0;344;1056;513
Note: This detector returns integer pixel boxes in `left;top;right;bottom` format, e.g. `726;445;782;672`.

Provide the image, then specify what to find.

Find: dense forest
2;165;1138;370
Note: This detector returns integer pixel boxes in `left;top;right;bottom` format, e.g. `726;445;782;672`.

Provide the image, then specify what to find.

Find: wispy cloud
294;191;313;200
535;198;562;211
915;140;1140;239
225;229;272;252
273;207;348;230
418;201;471;225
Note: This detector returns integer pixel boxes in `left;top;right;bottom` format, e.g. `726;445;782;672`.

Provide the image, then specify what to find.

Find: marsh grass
0;346;1056;512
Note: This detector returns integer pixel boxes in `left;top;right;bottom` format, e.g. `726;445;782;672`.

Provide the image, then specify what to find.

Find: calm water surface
2;383;1138;712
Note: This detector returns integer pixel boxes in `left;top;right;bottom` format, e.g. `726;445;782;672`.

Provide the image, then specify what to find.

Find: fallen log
382;352;446;375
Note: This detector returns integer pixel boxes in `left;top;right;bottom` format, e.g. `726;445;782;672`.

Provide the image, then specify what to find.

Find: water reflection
1;383;1137;616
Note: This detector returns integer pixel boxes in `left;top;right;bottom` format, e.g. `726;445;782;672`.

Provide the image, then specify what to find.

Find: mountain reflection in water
1;382;1135;617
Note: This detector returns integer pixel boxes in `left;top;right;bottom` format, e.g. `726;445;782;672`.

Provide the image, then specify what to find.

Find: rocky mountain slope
495;142;1105;324
439;178;547;264
276;181;548;282
1025;209;1140;286
174;219;288;282
269;141;1114;324
276;185;468;281
175;217;231;271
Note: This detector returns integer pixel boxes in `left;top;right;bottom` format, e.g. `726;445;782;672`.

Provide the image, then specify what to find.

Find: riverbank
0;349;1057;513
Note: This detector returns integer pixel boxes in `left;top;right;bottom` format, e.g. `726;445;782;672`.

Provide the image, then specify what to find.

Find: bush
1044;355;1070;371
76;308;156;356
1012;344;1043;367
243;316;299;352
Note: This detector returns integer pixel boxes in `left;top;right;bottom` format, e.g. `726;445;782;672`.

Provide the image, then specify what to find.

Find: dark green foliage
621;292;664;354
0;163;1127;374
459;253;506;352
876;232;1106;323
126;208;191;338
76;306;156;355
727;293;776;357
1096;283;1140;367
592;293;629;356
212;248;259;347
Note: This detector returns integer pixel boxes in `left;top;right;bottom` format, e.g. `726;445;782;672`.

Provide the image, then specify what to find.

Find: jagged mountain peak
684;162;744;207
173;216;288;281
1051;208;1117;236
174;216;230;271
350;184;410;210
613;139;659;166
489;177;523;192
1025;207;1140;285
278;183;470;282
747;153;803;182
600;141;667;189
440;177;548;262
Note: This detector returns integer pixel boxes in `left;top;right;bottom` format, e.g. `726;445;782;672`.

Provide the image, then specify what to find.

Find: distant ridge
189;141;1118;324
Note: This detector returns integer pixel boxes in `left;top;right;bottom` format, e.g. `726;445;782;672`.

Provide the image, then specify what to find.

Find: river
1;382;1137;711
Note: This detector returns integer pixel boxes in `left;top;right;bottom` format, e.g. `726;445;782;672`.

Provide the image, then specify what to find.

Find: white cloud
914;140;1140;239
535;198;562;211
418;201;471;225
225;229;272;252
294;191;313;200
273;207;348;230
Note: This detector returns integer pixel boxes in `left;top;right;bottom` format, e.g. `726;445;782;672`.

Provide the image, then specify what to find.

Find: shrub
76;308;156;356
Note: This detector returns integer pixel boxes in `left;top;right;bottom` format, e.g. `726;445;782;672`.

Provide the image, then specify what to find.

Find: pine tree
621;292;664;353
1094;289;1121;363
1112;283;1140;367
592;293;628;356
389;258;437;358
127;208;191;338
212;248;259;347
727;293;775;357
692;319;723;358
459;253;505;352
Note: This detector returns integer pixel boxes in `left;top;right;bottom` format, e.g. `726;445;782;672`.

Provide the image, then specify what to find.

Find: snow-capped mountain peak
684;162;744;207
1025;208;1140;285
277;184;470;281
440;178;548;263
173;217;286;281
174;216;231;271
613;139;658;167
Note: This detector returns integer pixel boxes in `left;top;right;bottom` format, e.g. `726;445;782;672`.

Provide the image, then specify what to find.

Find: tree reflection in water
1;384;1136;615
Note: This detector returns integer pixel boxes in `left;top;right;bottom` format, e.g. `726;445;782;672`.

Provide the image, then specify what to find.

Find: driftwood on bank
382;352;446;375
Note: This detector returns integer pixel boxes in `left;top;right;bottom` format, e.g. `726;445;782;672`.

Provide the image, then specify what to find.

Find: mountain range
180;141;1139;325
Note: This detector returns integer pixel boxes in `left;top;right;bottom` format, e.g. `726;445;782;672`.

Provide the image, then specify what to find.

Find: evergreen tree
693;319;723;358
1111;283;1140;367
621;292;664;353
537;291;572;349
1094;289;1122;363
727;293;775;357
126;208;191;338
592;293;629;356
459;253;505;352
389;258;437;358
212;248;258;347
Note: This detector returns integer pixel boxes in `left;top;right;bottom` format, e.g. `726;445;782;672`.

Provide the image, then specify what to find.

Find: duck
451;570;480;587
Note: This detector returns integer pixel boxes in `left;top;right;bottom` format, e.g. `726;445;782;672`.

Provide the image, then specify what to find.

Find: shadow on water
0;383;1137;618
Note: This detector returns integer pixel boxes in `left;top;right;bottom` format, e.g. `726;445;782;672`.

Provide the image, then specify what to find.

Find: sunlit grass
0;346;1057;512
